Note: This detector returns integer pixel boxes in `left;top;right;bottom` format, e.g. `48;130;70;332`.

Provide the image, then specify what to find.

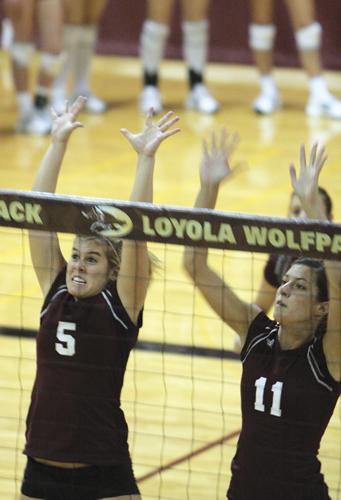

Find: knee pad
78;25;97;46
182;20;208;73
139;20;169;73
249;24;276;51
295;22;321;51
10;42;34;67
62;24;83;49
1;18;14;50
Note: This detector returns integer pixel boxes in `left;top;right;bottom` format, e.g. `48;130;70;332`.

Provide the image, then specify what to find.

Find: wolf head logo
82;205;133;238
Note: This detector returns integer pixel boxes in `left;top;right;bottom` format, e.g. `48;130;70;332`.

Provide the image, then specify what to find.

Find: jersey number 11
254;376;283;417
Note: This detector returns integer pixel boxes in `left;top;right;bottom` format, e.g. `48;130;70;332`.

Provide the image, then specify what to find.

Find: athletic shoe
51;88;67;114
252;91;281;115
305;93;341;119
185;84;220;114
18;108;52;135
53;90;107;114
82;92;108;114
16;112;32;134
139;86;163;114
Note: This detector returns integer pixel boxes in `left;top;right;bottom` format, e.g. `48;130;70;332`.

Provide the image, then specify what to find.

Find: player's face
288;193;328;219
274;264;320;329
66;237;113;299
288;194;306;218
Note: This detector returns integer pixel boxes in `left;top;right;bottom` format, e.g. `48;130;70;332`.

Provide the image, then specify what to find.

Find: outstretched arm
119;110;180;324
290;143;341;380
29;96;86;297
183;130;260;343
289;142;328;220
254;144;328;314
254;276;277;312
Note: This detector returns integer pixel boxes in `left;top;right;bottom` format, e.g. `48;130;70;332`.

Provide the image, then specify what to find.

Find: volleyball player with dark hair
184;135;341;499
20;97;180;499
229;161;334;352
234;184;334;353
254;185;333;314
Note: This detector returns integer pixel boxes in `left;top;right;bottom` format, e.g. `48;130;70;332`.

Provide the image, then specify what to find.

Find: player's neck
278;324;314;350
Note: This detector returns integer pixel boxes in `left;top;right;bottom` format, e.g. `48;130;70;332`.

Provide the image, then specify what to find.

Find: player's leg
138;0;173;114
6;0;35;132
97;460;141;499
53;0;108;113
72;0;108;112
1;0;17;49
286;0;341;119
182;0;219;113
249;0;281;114
52;0;80;110
28;0;63;135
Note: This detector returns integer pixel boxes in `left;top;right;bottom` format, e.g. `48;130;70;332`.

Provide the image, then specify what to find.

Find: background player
4;0;63;134
139;0;219;114
52;0;108;114
249;0;341;118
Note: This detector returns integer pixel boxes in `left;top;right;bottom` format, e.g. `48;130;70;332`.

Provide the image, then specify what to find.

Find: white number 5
55;321;76;356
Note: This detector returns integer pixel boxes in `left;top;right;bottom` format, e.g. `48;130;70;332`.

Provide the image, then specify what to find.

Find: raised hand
289;143;328;219
120;109;180;157
200;129;240;187
51;96;87;143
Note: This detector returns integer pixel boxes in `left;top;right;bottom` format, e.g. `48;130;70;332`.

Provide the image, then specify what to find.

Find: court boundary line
137;429;240;483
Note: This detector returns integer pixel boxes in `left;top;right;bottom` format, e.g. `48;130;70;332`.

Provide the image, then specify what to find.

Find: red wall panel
98;0;341;70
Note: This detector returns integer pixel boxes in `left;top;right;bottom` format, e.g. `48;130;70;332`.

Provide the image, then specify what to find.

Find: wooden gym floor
1;50;341;499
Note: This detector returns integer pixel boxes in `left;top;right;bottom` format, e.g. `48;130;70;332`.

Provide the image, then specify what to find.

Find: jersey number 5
254;376;283;417
55;321;76;356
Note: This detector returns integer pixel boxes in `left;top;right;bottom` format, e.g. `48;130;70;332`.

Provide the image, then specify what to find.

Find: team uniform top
24;267;142;465
264;253;296;288
227;312;341;500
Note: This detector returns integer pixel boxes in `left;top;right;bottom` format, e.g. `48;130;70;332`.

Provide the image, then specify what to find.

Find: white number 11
254;377;283;417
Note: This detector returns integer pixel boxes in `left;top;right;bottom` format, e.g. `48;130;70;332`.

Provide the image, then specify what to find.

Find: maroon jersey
24;268;142;465
227;312;341;500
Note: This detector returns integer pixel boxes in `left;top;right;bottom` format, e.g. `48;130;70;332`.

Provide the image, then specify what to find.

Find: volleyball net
0;189;341;500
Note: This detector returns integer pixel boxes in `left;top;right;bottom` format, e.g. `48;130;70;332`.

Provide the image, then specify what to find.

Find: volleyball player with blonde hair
20;97;180;499
184;134;341;499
